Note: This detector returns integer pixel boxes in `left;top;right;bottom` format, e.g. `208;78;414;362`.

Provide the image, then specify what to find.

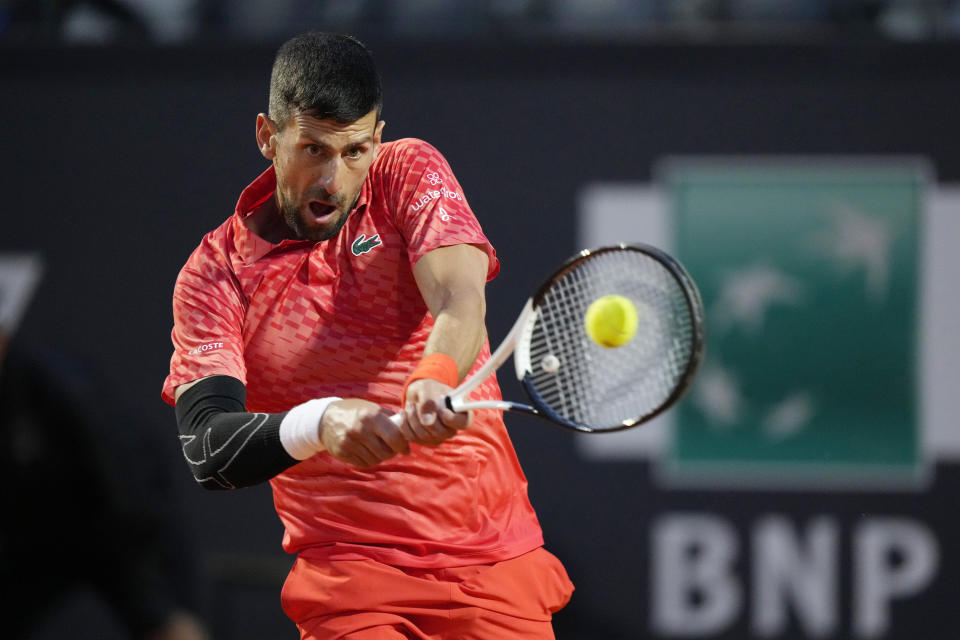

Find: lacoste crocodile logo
351;233;382;256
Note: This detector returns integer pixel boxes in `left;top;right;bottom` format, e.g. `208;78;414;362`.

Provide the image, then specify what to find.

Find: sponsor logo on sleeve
188;341;224;356
411;169;463;216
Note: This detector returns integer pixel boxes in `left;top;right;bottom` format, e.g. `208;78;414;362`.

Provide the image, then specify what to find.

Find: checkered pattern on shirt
162;139;543;568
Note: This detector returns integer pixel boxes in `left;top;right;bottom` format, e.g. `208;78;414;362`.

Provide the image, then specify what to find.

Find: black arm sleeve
174;375;298;490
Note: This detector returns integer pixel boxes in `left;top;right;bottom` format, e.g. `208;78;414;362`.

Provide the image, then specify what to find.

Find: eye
306;144;321;156
345;146;364;160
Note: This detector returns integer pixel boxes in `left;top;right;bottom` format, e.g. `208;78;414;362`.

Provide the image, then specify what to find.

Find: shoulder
176;217;237;286
369;138;458;196
381;137;441;156
374;138;448;171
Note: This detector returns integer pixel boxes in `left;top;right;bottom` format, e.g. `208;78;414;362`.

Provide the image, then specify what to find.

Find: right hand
320;399;413;468
403;378;472;446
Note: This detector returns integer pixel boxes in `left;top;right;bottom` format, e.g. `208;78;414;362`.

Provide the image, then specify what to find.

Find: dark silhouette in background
0;258;209;640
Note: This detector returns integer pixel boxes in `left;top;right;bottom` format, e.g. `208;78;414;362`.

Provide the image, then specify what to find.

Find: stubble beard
279;192;357;243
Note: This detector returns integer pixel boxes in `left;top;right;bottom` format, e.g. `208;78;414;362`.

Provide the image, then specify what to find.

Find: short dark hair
268;32;382;129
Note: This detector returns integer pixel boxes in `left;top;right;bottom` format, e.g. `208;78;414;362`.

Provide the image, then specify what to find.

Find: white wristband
279;397;341;460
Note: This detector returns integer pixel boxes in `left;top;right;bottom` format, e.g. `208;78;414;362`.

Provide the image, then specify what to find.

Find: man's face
258;110;384;242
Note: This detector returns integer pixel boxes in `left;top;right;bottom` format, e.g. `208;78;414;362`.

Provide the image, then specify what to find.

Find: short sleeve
161;244;247;406
379;139;499;281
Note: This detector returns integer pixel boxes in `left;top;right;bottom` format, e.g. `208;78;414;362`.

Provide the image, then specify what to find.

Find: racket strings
524;249;697;430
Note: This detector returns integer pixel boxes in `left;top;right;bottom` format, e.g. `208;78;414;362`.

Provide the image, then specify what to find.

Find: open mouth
308;201;337;222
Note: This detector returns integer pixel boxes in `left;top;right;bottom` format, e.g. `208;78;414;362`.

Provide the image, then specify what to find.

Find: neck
244;196;296;244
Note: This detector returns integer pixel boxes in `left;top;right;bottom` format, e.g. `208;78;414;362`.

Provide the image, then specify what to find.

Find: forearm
177;376;341;489
403;243;489;439
423;289;487;380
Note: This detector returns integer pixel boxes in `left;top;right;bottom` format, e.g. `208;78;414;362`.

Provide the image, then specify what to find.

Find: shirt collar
231;166;371;264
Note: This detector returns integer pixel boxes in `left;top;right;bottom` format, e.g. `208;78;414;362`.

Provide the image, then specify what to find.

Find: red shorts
281;547;574;639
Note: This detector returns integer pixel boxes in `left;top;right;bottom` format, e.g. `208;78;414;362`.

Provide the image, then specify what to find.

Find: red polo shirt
163;138;544;567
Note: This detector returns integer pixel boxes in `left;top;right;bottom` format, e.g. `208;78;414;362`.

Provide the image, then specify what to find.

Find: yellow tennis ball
584;295;639;348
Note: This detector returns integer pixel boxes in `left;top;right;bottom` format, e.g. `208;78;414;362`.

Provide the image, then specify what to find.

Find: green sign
666;159;926;486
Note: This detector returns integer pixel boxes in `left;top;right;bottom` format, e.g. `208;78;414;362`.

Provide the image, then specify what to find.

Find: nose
317;156;345;196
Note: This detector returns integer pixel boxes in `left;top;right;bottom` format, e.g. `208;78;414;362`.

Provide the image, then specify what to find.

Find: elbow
183;456;239;491
196;476;236;491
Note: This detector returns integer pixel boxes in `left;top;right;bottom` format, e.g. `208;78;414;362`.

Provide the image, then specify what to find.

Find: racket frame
448;243;706;433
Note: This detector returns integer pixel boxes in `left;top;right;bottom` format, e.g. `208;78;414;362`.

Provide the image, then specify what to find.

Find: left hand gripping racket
397;243;706;433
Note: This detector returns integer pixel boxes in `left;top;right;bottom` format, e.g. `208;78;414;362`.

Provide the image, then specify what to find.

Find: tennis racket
397;243;705;433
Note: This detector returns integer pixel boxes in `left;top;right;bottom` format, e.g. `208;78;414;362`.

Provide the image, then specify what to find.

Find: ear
256;113;278;160
372;120;386;160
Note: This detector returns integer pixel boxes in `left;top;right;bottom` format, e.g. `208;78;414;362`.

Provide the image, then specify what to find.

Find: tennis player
162;32;572;639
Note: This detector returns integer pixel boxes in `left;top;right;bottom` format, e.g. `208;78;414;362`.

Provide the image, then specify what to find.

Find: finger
420;397;459;433
416;397;439;428
361;432;399;463
342;453;371;468
375;415;411;455
417;399;459;443
349;441;390;468
405;402;442;444
393;412;419;453
438;407;471;430
335;425;387;466
420;416;458;444
333;444;374;468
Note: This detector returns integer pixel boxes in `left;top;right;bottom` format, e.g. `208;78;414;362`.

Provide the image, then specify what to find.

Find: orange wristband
402;353;459;407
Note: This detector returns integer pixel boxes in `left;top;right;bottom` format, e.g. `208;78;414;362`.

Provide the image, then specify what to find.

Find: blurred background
1;1;959;639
